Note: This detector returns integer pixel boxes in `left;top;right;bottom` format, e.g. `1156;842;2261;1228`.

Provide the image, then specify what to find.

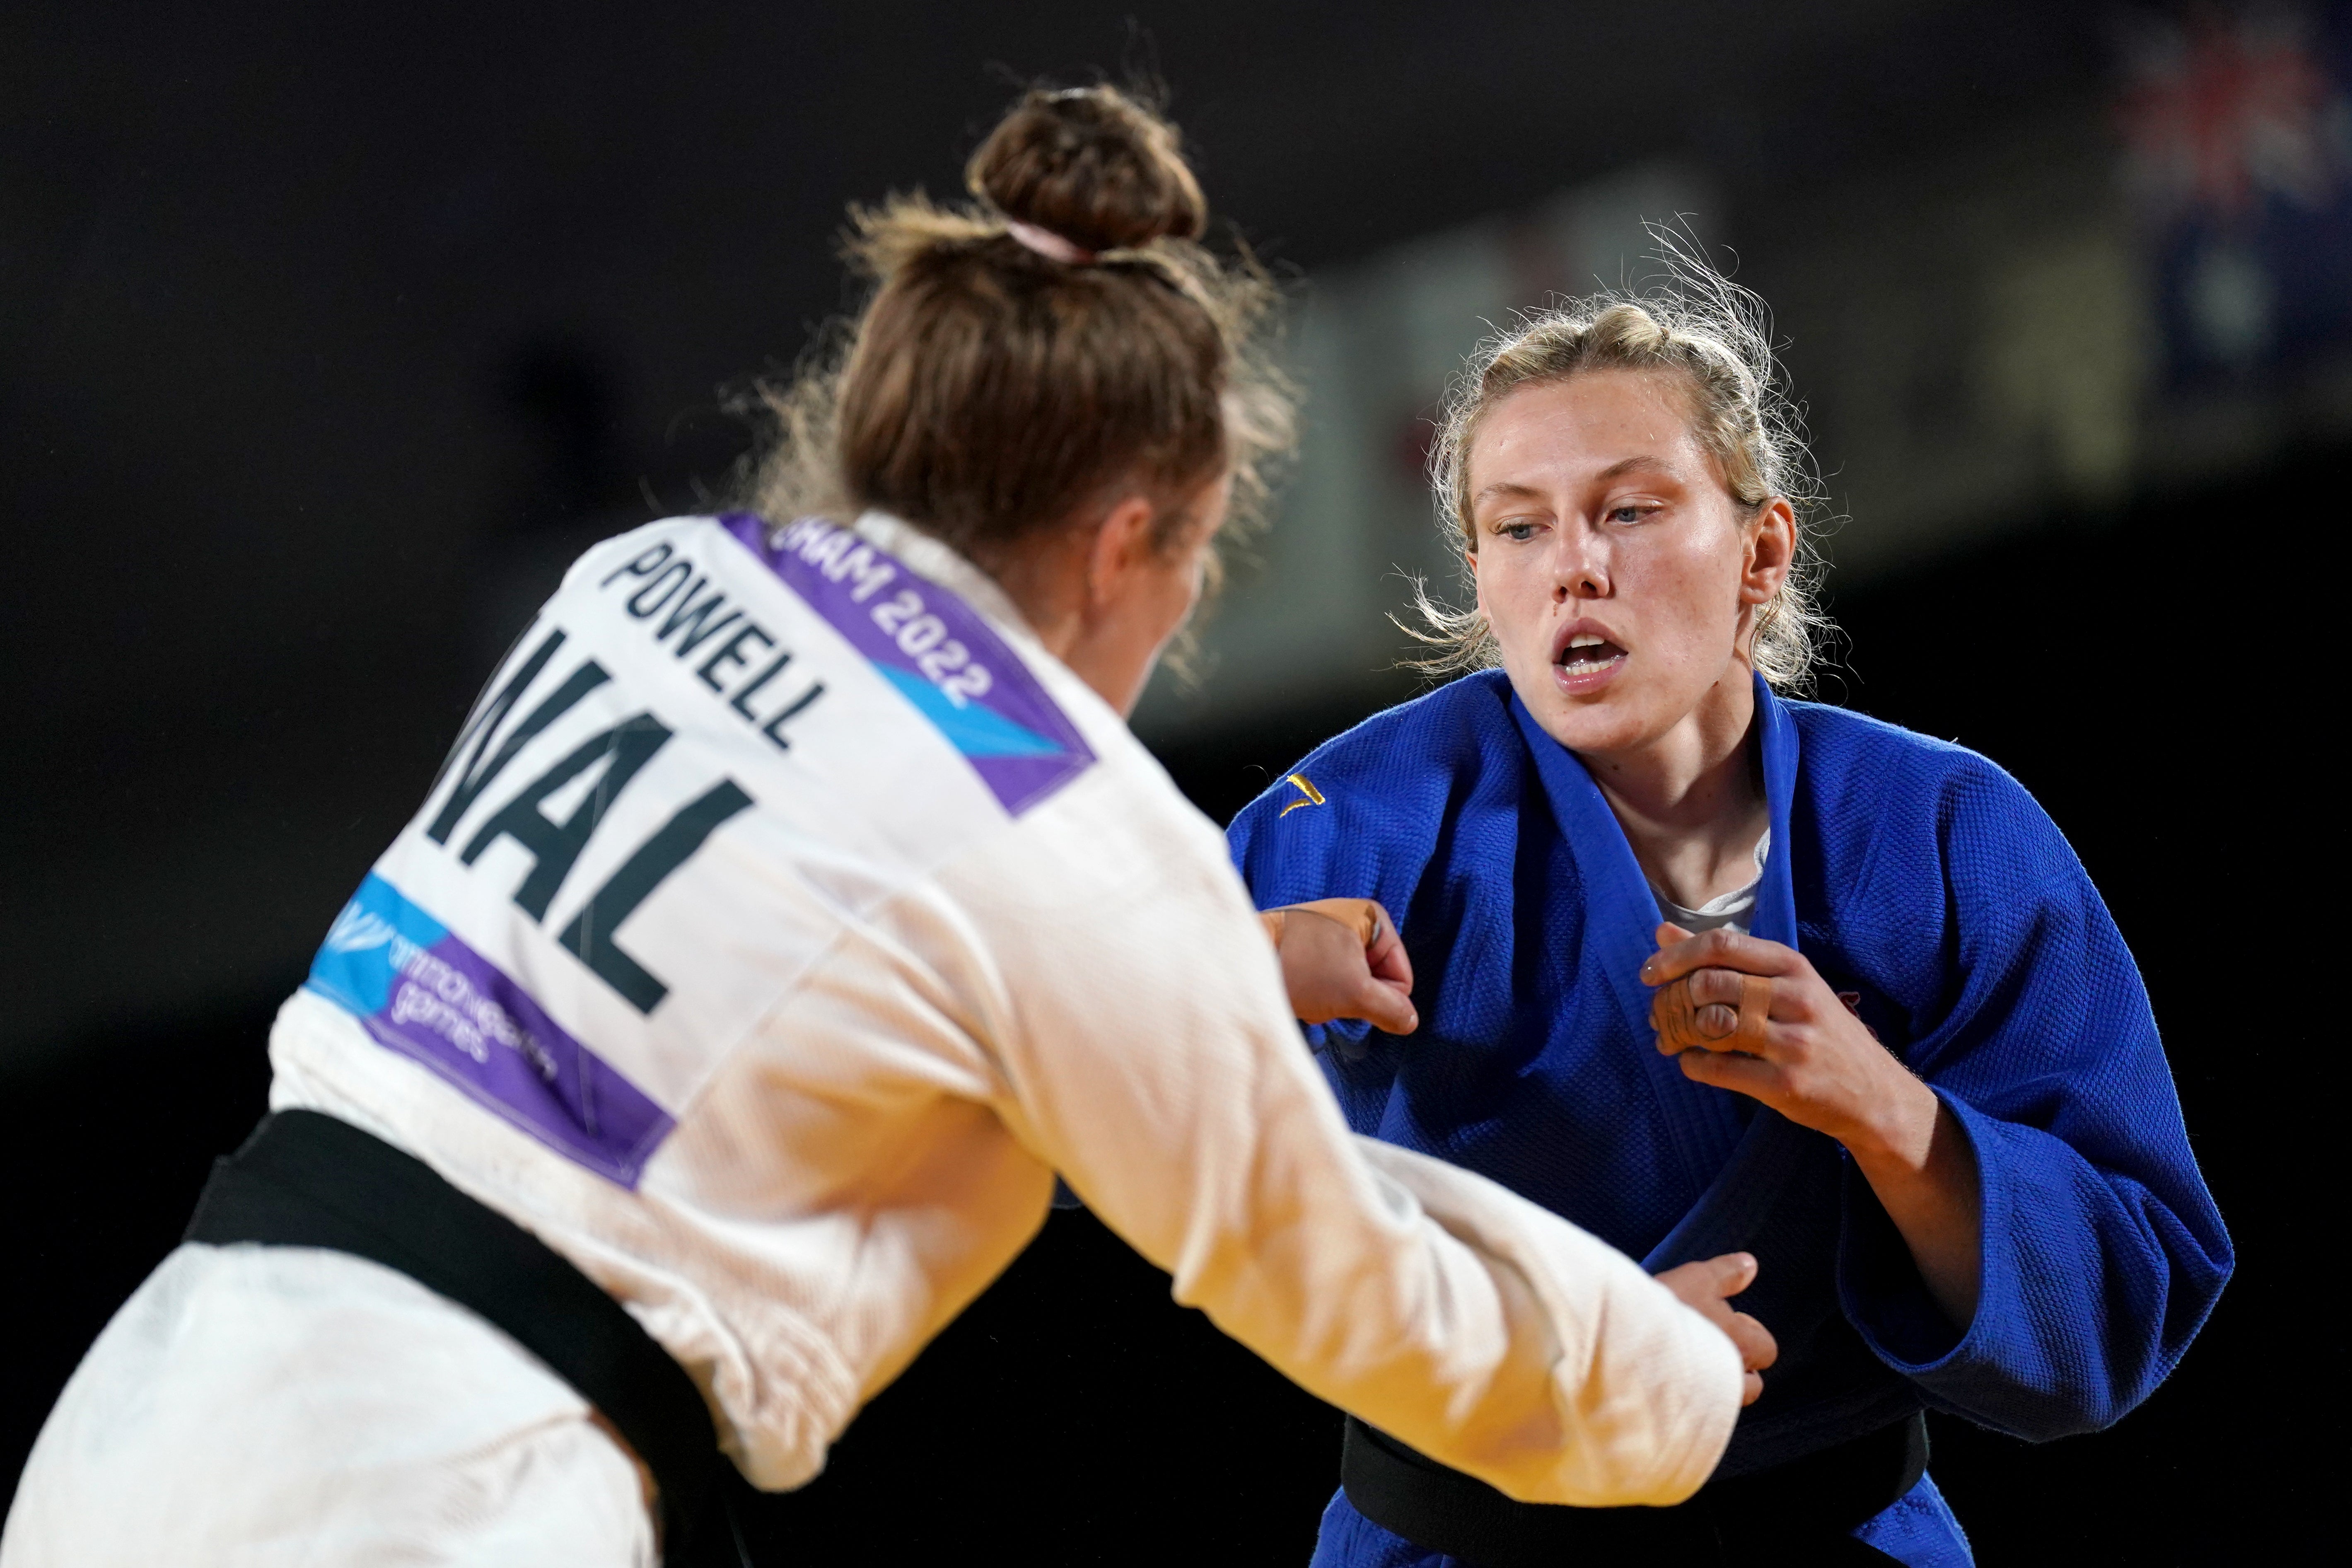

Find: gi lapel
1508;692;1752;1200
1637;677;1828;1273
1505;677;1826;1271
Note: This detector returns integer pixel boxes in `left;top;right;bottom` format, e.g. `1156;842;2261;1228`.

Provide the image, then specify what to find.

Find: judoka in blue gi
1229;278;2232;1567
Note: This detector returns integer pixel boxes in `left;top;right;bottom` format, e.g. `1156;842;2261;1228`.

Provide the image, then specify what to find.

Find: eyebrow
1472;457;1681;509
1593;455;1678;483
1469;481;1545;507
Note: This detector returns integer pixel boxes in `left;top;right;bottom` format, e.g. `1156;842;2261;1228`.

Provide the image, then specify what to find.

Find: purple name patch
306;872;674;1187
722;514;1095;816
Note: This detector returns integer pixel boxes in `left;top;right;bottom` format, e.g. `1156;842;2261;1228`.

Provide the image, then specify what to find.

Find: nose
1552;524;1609;602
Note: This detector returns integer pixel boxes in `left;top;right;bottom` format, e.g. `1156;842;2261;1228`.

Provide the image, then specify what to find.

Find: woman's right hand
1654;1252;1777;1405
1259;899;1418;1035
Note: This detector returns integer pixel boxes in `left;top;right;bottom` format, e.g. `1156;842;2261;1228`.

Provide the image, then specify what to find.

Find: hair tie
1004;221;1098;266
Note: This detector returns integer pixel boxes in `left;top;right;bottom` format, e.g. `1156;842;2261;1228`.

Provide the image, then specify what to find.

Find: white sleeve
930;775;1742;1507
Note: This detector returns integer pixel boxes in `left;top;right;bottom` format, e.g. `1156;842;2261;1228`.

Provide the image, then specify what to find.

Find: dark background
1;2;2321;1561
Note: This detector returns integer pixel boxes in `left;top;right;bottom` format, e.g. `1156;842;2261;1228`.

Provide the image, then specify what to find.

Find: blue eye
1501;522;1539;541
1609;504;1655;525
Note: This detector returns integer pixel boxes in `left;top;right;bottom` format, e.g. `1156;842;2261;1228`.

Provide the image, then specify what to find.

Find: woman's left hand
1639;923;1926;1155
1641;922;1983;1329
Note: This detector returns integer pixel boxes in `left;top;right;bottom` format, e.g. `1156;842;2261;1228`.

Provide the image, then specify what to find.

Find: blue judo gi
1228;671;2231;1567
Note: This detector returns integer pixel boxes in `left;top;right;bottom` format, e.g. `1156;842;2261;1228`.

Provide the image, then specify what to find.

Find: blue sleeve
1835;755;2232;1440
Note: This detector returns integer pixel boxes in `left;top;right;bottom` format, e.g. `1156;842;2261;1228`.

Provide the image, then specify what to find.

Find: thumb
1350;974;1419;1037
1693;1250;1758;1300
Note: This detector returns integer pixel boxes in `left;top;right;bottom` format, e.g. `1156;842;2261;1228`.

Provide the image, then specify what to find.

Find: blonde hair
1408;240;1831;690
740;86;1292;579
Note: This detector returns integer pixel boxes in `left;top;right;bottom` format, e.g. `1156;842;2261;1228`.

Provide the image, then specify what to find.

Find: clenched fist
1259;899;1418;1036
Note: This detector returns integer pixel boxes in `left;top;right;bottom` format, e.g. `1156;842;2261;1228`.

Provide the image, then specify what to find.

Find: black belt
1341;1409;1925;1566
185;1110;752;1565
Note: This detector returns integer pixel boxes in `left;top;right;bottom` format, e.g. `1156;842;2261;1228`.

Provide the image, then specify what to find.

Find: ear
1082;494;1161;611
1740;498;1795;606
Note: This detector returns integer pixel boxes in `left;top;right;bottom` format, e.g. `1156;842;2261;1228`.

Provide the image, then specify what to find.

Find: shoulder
1791;701;2048;817
1785;699;2082;902
1227;671;1526;899
1231;672;1522;838
1249;672;1519;817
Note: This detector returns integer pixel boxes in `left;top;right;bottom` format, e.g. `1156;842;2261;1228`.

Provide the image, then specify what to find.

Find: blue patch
877;666;1066;758
306;872;449;1016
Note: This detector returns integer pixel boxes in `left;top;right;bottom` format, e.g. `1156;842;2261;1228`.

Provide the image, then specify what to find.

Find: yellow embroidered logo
1277;773;1326;818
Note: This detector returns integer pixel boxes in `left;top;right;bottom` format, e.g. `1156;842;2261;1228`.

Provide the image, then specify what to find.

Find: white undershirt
1650;829;1770;937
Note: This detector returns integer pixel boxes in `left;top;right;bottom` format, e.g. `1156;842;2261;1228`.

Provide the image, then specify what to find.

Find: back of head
747;85;1288;573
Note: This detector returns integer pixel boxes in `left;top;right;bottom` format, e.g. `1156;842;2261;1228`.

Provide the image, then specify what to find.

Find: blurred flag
2119;2;2352;381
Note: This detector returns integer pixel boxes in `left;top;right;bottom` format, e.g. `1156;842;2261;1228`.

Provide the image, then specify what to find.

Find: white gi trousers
2;1243;655;1567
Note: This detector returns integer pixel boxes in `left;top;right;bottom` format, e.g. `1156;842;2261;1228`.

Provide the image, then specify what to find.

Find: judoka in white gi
2;86;1774;1566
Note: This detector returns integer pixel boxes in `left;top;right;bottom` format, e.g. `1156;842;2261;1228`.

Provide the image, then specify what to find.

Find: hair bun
966;87;1207;253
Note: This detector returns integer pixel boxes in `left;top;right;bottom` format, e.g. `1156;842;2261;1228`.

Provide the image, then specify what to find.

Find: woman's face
1465;370;1790;758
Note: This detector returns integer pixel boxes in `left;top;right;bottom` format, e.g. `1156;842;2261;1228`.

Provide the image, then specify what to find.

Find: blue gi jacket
1229;670;2231;1483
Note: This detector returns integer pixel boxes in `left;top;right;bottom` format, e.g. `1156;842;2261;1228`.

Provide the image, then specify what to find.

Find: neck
1582;665;1769;909
992;552;1083;663
981;533;1150;715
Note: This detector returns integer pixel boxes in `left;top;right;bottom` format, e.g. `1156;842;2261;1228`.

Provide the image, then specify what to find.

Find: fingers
1730;1309;1776;1405
1275;907;1419;1033
1726;1308;1777;1371
1675;1047;1780;1097
1656;968;1771;1048
1360;901;1414;994
1685;966;1746;1011
1652;1251;1754;1312
1285;899;1414;991
1641;923;1804;986
1654;1253;1777;1403
1350;900;1417;1033
1687;1249;1758;1301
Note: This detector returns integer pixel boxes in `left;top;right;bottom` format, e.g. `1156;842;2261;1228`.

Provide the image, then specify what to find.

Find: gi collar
1507;669;1800;955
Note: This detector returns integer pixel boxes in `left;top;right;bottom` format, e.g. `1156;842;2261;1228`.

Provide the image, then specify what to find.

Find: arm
1642;923;1983;1327
1644;761;2233;1437
940;798;1756;1506
1263;901;1770;1402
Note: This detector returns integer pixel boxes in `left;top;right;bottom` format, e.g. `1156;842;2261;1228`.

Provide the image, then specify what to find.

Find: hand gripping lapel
1653;972;1774;1055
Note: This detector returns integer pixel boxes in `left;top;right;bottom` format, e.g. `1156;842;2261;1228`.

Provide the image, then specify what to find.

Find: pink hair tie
1004;220;1097;265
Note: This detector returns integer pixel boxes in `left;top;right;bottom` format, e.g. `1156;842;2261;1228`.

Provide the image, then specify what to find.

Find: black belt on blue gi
1340;1408;1925;1567
184;1109;754;1566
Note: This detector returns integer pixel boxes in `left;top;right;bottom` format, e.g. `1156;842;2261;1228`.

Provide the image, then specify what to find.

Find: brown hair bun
965;86;1207;252
744;82;1292;585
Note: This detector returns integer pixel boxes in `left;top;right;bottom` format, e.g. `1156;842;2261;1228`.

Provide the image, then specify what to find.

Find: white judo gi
4;511;1742;1565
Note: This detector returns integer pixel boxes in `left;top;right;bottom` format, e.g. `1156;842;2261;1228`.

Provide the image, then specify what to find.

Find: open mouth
1556;633;1628;675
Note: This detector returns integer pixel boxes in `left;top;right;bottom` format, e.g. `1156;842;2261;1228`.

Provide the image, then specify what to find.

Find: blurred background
1;1;2330;1559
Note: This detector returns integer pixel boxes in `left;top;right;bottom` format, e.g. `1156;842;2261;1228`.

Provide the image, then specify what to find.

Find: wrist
1838;1068;1939;1182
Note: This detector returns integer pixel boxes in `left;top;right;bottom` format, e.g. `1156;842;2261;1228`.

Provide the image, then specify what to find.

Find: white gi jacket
50;513;1743;1520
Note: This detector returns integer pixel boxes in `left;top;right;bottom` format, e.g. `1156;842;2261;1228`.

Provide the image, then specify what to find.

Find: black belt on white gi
184;1109;752;1566
1340;1408;1925;1567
